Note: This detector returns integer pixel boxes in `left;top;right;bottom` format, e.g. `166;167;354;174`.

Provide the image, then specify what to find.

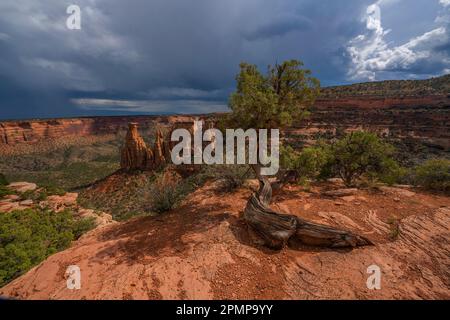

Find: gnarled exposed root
243;178;373;249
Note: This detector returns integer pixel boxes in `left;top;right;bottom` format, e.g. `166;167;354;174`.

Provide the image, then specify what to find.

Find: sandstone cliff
0;115;210;146
0;95;449;150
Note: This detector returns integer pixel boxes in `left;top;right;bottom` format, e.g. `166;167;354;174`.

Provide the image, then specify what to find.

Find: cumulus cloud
440;0;450;7
347;0;450;80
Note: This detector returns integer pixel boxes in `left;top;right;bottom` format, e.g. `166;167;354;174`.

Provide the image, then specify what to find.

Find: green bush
210;165;251;192
71;216;97;239
0;208;95;287
280;145;300;171
328;131;397;187
0;173;8;186
150;177;182;213
280;144;332;182
414;158;450;192
296;145;331;179
375;158;408;186
34;185;67;201
280;132;401;187
0;185;14;198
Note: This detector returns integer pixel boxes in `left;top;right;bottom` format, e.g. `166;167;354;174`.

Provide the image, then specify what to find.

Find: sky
0;0;449;120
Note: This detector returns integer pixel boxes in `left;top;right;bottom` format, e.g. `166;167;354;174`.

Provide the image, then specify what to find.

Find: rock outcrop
0;185;113;229
120;122;170;171
120;123;153;171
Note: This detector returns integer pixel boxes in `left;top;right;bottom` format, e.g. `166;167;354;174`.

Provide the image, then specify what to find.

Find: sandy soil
1;181;449;300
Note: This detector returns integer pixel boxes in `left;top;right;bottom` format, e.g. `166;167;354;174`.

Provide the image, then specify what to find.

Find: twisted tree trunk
243;166;373;249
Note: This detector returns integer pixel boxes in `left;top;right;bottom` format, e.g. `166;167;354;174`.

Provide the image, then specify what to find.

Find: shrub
280;143;331;182
71;216;97;239
328;131;397;187
211;165;251;192
387;217;400;240
414;158;450;192
375;158;408;186
0;173;8;186
296;145;331;179
0;185;13;198
280;145;300;171
34;185;67;201
150;175;182;213
0;208;93;287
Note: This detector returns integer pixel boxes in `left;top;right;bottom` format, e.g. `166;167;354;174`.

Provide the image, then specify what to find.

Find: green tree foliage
414;158;450;192
280;131;402;187
328;131;397;187
0;173;8;186
225;60;320;130
280;144;330;180
0;174;13;198
0;208;95;287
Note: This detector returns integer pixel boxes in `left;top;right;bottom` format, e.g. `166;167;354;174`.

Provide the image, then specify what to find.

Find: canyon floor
1;179;449;300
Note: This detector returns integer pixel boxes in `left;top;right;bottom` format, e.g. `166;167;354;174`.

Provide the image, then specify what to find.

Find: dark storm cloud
243;14;312;41
0;0;447;119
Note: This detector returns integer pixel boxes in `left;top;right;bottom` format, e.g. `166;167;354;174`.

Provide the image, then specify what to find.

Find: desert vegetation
281;131;399;187
0;136;121;191
413;158;450;192
280;132;449;193
0;208;95;287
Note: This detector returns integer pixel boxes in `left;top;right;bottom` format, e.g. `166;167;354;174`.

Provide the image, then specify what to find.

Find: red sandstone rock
120;123;154;171
120;123;172;171
7;182;37;193
0;95;448;150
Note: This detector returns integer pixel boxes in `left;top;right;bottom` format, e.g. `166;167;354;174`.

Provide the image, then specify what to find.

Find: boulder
0;202;28;213
4;194;20;201
342;196;356;202
19;199;33;206
78;209;113;228
7;182;37;193
40;192;78;212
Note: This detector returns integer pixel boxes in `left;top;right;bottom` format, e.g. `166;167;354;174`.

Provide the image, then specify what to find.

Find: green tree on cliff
225;60;320;131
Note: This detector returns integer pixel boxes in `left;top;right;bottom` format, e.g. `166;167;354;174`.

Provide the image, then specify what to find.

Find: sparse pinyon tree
226;60;319;130
225;60;372;249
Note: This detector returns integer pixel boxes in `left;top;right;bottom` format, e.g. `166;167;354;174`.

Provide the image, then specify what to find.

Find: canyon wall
291;95;450;150
0;95;449;150
0;115;208;146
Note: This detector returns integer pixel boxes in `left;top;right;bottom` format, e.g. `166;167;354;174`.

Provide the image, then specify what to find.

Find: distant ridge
320;74;450;98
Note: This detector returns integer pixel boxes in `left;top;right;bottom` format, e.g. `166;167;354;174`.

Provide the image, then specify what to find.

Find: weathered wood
295;217;372;247
243;176;373;249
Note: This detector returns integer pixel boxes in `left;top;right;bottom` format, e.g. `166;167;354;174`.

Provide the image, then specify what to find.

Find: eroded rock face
1;95;448;151
288;95;450;150
120;123;153;171
0;115;207;146
120;122;170;171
